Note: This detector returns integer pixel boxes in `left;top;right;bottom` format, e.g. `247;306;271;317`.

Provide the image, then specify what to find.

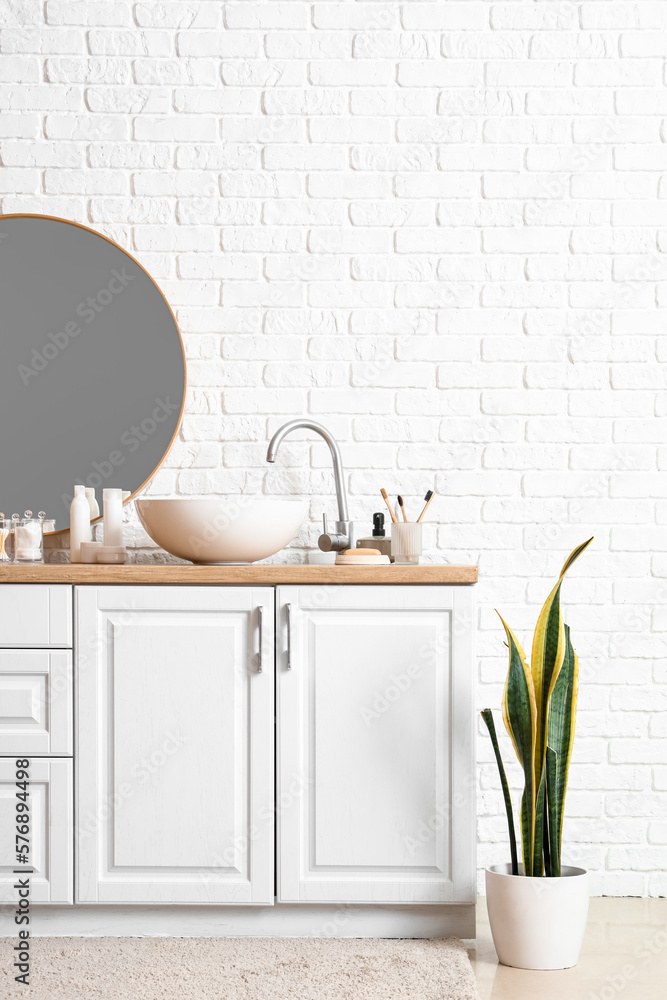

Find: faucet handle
319;510;353;553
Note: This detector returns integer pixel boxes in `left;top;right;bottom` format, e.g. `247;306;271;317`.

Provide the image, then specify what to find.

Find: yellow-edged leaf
530;537;593;798
546;623;579;876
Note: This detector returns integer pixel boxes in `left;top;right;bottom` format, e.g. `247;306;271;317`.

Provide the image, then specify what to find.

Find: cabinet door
76;586;274;904
0;651;72;755
277;585;474;904
0;758;73;903
0;586;71;647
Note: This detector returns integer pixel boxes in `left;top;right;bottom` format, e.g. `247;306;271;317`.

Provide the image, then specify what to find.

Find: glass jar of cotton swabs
0;511;49;564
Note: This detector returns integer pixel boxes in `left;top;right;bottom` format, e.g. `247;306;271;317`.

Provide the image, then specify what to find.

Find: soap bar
343;547;381;556
335;552;391;566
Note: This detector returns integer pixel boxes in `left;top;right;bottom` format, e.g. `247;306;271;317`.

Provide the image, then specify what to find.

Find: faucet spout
267;419;353;552
266;419;349;523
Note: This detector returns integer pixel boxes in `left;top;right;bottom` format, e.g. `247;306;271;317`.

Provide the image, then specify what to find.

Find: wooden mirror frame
0;213;187;535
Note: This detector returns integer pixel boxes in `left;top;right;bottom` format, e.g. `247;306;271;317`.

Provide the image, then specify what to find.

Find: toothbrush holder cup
391;522;422;565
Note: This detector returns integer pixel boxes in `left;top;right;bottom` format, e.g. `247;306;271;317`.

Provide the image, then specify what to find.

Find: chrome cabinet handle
257;605;263;673
286;603;292;670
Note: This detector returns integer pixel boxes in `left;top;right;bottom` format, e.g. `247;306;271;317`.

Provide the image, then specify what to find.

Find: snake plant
482;537;593;877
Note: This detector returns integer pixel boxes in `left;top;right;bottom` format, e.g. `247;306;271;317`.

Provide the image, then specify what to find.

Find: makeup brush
380;488;398;524
397;495;408;522
416;490;434;523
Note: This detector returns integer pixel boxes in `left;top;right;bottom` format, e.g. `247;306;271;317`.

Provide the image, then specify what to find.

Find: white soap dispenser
85;487;99;520
103;488;124;547
70;485;92;563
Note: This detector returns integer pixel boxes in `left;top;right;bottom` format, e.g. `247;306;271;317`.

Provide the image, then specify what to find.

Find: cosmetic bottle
85;487;99;520
70;485;92;563
356;512;393;560
103;488;124;547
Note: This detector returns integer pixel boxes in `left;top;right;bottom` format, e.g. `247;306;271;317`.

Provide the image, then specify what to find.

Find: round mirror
0;215;186;531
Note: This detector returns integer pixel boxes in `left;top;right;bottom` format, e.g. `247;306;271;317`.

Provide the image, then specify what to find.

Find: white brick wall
2;0;666;896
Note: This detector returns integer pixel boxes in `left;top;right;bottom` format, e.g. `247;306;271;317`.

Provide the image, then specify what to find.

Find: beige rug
4;936;479;1000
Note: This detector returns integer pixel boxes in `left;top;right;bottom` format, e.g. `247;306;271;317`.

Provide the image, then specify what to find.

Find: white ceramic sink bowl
136;497;307;565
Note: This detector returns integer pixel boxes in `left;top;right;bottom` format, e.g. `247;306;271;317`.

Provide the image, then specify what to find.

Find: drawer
0;586;72;647
0;651;72;755
0;757;73;904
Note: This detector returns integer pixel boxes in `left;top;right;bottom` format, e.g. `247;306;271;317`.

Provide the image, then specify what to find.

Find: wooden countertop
0;563;477;585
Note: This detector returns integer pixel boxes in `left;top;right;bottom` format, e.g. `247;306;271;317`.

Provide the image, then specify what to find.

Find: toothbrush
397;495;408;522
417;490;434;523
380;488;398;524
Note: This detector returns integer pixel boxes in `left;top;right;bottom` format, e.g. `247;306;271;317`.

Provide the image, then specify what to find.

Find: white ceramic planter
485;864;589;970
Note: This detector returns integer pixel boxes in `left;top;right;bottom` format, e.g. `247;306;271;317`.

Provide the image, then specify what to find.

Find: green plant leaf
545;747;558;876
532;768;546;877
546;623;579;877
481;709;518;876
543;802;551;877
498;614;537;877
495;539;592;877
530;538;593;839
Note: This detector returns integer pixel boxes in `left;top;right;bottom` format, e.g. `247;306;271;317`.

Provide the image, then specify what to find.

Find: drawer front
0;586;72;647
0;651;72;755
0;757;73;904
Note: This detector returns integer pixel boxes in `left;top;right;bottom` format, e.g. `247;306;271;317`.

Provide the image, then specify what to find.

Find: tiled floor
470;897;667;1000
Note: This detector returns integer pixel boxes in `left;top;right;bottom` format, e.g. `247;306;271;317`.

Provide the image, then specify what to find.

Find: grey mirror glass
0;215;186;531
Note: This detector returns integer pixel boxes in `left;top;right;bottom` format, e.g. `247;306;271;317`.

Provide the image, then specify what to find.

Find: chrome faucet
266;419;354;553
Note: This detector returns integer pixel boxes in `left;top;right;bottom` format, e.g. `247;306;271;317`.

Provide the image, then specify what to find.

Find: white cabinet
276;586;475;904
76;586;274;904
0;576;475;922
0;758;73;903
